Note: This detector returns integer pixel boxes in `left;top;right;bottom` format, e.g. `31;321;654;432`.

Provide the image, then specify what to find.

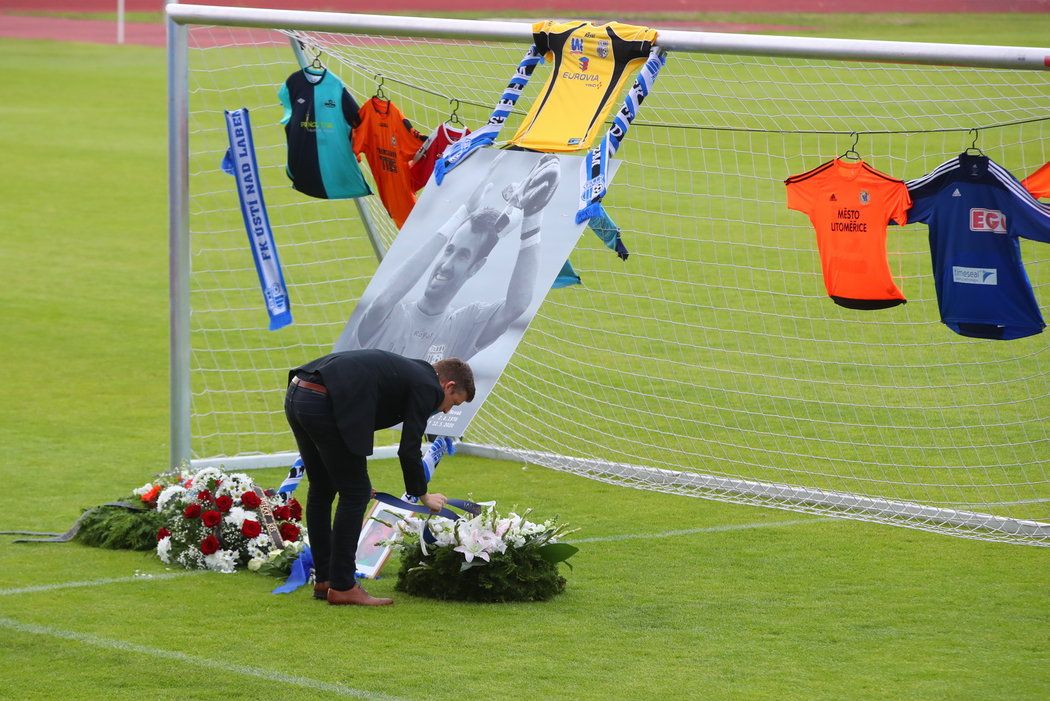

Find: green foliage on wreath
395;541;568;603
385;505;577;603
251;541;306;578
73;503;165;551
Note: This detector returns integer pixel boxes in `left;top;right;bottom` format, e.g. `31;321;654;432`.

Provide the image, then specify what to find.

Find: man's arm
473;156;558;352
473;215;540;352
396;384;438;499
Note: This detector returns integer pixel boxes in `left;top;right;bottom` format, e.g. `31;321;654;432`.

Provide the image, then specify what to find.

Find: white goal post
166;4;1050;545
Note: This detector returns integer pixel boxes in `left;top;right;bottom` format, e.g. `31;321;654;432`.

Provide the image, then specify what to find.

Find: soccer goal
166;4;1050;545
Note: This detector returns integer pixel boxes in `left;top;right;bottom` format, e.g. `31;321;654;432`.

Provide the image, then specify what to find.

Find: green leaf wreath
384;505;578;603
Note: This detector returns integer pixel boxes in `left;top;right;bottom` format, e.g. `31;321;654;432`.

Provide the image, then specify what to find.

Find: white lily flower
454;533;490;563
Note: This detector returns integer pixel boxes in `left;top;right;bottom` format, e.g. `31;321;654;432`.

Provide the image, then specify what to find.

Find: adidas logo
952;188;961;197
829;194;838;201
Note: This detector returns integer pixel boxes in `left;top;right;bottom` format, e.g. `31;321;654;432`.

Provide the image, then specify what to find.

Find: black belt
291;376;327;395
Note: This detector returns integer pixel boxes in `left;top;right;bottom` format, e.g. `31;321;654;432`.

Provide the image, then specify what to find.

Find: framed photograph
355;500;414;579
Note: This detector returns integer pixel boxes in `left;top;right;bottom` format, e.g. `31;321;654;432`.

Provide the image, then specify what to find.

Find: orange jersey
1021;161;1050;199
353;97;426;228
785;159;911;309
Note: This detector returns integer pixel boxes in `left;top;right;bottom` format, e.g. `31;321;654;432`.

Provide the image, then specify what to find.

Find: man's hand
419;492;448;513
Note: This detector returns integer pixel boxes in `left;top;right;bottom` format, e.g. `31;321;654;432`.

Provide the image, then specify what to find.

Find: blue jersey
278;67;371;200
906;154;1050;340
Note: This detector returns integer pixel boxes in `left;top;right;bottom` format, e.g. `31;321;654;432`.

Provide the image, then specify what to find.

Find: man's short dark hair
433;357;475;401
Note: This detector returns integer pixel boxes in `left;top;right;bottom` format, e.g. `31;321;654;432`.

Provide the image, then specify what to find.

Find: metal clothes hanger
310;51;323;70
446;98;463;127
840;132;862;162
964;128;984;156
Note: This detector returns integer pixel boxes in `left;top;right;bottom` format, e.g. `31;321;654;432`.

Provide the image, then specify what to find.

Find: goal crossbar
167;4;1050;71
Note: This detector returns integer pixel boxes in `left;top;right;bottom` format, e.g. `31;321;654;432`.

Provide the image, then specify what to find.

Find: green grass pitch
1;13;1048;701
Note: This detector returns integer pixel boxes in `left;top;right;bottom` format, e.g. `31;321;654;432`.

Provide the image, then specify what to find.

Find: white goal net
169;7;1050;545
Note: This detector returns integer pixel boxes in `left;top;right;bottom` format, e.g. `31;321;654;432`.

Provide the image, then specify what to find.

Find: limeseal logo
952;266;997;285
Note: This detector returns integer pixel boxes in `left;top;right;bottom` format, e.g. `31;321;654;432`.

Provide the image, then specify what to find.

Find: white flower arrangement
383;503;578;602
155;466;306;574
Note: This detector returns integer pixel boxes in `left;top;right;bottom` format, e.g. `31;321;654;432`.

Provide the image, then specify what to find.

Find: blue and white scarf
433;45;544;184
276;457;305;495
576;47;667;224
222;108;293;330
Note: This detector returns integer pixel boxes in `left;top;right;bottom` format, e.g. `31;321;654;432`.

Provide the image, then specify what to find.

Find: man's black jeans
284;381;371;591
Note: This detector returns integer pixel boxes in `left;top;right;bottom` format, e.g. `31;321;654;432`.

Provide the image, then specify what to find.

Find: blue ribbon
372;492;482;546
372;491;480;520
272;545;314;594
222;107;293;331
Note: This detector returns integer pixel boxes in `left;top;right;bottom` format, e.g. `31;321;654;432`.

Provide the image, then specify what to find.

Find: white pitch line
570;517;836;544
0;572;198;597
0;616;406;701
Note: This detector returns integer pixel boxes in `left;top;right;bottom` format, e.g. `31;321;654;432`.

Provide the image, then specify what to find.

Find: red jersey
352;97;426;228
409;122;470;192
785;159;911;309
1021;162;1050;199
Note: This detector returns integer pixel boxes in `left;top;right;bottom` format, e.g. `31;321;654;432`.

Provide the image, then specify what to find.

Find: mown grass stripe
0;572;197;596
0;616;406;701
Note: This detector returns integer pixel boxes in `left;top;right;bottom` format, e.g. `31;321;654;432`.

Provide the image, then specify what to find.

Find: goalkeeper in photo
335;151;561;363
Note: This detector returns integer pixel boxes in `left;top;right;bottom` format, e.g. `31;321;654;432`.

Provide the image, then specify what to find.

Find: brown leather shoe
327;584;393;606
313;581;330;600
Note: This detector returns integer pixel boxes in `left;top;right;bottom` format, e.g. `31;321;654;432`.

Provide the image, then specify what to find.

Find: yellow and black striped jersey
509;20;657;153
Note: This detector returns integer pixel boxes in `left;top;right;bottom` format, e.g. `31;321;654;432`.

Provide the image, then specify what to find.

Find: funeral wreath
154;467;308;574
382;504;578;603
